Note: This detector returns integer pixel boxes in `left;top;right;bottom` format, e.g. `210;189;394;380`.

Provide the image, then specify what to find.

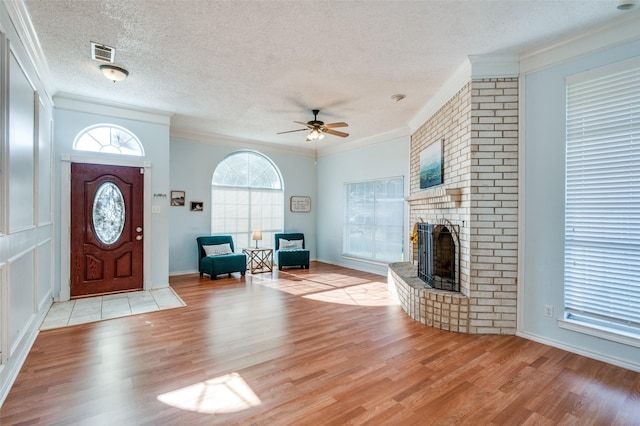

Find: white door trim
60;154;152;301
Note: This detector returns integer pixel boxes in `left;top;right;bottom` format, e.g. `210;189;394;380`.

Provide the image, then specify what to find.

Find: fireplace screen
417;222;459;292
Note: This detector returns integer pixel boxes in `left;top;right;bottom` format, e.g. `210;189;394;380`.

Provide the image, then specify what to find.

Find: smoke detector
91;42;115;63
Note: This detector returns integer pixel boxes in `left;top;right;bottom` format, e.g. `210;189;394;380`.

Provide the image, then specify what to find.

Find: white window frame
211;151;284;250
343;176;404;264
73;124;144;156
561;57;640;347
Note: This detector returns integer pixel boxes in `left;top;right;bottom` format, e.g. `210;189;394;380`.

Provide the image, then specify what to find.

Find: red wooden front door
71;163;144;298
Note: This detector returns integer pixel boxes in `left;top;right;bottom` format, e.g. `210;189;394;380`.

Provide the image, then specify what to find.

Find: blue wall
168;138;317;274
520;39;640;371
317;137;410;275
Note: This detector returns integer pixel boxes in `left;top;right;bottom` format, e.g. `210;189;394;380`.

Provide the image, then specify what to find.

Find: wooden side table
243;248;273;274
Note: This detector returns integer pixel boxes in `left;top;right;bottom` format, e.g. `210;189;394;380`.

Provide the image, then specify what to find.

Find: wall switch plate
544;305;554;318
152;205;161;214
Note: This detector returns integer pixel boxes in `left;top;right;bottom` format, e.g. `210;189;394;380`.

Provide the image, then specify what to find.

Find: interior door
71;163;144;298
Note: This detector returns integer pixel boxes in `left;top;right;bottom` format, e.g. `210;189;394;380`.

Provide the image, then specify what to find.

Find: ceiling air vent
91;42;115;63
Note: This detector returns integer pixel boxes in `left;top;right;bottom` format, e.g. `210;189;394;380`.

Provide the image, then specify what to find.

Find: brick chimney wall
404;77;518;334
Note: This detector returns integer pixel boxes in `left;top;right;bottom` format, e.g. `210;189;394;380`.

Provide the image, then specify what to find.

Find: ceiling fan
277;109;349;141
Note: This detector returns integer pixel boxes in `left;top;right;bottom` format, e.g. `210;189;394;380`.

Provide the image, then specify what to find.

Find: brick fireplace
388;77;519;334
417;222;460;292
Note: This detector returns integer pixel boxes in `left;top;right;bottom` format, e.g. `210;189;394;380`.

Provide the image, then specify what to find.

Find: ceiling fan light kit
306;129;325;141
278;109;349;142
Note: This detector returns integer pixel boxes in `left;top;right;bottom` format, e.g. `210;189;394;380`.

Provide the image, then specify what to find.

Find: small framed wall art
290;196;311;212
190;201;204;212
170;190;185;206
419;138;444;189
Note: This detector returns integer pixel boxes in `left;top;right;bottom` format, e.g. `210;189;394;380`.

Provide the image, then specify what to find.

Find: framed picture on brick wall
419;138;444;189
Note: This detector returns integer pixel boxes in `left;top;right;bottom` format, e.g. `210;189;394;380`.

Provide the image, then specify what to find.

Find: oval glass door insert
93;182;125;244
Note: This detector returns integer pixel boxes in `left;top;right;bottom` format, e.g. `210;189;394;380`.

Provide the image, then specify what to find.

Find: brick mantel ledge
405;187;462;209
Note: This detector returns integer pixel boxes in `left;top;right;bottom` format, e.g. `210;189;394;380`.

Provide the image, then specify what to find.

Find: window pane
212;152;284;250
93;182;125;245
74;125;144;156
213;151;282;189
344;177;404;263
564;58;640;337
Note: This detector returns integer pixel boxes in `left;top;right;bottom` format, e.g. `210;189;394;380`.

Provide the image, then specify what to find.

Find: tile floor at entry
40;288;185;330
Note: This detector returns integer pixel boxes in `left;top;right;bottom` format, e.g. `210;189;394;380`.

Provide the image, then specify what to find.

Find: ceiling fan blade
277;128;308;135
281;111;349;138
324;128;349;138
323;122;348;129
294;121;314;129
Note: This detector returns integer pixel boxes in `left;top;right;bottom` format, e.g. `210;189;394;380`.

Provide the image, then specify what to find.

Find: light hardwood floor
1;262;639;425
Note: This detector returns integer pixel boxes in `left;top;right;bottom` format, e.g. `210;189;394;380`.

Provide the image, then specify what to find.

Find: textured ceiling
22;0;636;153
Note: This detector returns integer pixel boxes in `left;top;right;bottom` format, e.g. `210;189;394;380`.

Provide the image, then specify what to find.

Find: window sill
341;254;390;267
558;316;640;349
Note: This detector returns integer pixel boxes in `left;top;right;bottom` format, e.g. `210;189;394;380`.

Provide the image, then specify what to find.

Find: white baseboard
0;298;52;407
315;257;386;276
168;269;199;277
516;331;640;373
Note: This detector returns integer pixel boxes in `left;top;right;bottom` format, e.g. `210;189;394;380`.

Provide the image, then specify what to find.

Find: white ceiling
21;0;638;153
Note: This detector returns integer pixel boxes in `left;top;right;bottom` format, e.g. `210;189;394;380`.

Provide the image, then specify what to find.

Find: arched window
212;151;284;250
73;124;144;156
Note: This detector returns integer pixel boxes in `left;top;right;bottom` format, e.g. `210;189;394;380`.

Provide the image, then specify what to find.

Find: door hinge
140;168;144;174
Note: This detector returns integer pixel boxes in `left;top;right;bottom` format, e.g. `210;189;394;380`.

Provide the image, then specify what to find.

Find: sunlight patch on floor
157;372;261;414
302;282;399;306
254;272;399;307
259;278;334;296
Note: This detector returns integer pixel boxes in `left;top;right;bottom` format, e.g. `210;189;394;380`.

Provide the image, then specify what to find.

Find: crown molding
468;54;520;79
54;92;172;126
408;12;640;130
170;127;316;158
170;126;410;159
316;127;410;158
408;59;472;133
3;0;55;99
408;54;520;134
520;10;640;74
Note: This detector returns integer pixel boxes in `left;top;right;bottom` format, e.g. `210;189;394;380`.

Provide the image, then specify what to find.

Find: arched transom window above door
73;124;144;156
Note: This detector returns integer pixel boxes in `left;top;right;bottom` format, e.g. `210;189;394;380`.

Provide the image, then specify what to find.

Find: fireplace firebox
417;222;459;292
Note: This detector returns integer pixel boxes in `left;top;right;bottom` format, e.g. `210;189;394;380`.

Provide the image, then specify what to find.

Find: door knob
136;235;143;241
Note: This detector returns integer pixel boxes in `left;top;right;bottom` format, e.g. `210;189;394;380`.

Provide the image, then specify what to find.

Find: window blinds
565;58;640;335
343;177;404;263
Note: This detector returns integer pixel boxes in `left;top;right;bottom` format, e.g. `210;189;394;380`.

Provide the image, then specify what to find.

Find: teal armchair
275;233;310;270
197;235;246;280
